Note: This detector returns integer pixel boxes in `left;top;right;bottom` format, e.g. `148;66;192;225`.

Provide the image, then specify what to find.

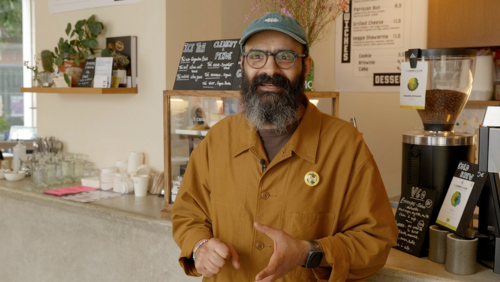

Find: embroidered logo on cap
265;18;279;22
304;171;320;187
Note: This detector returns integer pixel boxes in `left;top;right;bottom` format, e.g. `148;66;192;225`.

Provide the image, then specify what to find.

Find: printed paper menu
335;0;426;92
436;161;488;235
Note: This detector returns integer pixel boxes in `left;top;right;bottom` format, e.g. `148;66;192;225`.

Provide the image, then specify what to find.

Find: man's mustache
250;73;291;92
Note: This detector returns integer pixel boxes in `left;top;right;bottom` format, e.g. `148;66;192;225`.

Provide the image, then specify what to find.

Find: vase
305;59;314;91
32;73;42;87
112;69;127;87
58;60;85;87
39;72;54;87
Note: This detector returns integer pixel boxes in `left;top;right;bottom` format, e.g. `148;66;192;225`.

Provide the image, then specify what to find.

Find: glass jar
60;154;74;184
72;154;86;182
33;159;48;188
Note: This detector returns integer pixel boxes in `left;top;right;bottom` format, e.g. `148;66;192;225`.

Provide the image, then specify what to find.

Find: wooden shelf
20;87;138;94
466;100;500;106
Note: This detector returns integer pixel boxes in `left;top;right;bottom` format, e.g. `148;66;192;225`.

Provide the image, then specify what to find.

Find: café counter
0;180;498;281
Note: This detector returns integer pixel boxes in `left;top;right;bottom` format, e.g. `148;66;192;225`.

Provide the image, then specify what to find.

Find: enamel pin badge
304;171;320;187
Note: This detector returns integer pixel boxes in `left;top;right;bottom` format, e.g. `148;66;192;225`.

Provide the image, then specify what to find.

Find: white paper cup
133;175;149;197
128;152;144;175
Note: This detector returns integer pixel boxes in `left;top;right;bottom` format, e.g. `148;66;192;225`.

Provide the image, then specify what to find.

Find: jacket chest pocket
282;212;336;241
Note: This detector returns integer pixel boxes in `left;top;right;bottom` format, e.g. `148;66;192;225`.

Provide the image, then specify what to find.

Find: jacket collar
232;99;322;164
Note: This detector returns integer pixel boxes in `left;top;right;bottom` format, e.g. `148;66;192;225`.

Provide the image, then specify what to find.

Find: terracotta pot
58;60;86;87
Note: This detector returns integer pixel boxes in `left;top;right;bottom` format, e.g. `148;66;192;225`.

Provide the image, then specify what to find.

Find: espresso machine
401;48;477;226
477;107;500;273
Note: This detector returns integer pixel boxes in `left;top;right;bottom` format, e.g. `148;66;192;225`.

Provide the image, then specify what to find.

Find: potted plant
51;15;111;87
111;52;130;87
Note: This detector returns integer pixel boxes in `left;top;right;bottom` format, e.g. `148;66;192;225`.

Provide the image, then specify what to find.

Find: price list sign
394;186;438;257
173;39;242;91
335;0;426;92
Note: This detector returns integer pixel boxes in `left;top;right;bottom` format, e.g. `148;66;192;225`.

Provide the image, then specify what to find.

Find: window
0;0;35;141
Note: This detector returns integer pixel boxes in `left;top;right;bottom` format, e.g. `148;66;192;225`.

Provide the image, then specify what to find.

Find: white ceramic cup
133;175;149;197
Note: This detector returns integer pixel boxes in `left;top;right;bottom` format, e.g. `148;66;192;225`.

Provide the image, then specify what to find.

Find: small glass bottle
33;158;48;188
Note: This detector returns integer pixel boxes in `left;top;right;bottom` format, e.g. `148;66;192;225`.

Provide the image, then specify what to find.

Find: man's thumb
227;243;240;269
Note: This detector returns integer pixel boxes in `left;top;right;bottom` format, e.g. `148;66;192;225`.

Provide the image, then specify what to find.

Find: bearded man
172;12;398;282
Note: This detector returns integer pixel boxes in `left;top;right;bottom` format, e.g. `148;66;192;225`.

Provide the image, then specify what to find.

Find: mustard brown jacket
172;101;399;282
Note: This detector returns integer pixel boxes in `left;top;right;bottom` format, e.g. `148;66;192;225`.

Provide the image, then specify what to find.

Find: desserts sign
173;39;242;91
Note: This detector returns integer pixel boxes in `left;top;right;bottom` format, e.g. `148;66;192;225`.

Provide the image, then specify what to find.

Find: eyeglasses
242;50;306;69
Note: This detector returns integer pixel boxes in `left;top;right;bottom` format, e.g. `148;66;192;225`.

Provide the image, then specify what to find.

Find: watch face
306;251;323;269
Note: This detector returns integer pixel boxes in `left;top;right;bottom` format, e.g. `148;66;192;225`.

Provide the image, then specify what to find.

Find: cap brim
239;27;307;48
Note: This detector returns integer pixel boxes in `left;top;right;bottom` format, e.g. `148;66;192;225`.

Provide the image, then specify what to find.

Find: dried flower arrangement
246;0;348;48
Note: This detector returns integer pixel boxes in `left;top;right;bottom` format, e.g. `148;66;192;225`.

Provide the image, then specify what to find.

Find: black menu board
77;58;96;87
436;161;488;237
394;186;438;257
173;39;242;90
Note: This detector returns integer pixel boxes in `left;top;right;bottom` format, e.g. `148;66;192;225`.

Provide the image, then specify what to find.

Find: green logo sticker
407;77;419;91
451;191;461;207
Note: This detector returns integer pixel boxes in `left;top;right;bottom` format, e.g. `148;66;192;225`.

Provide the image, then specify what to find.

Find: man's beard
240;66;306;134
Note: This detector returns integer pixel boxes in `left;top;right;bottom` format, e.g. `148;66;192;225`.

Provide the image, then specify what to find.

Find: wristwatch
302;240;323;269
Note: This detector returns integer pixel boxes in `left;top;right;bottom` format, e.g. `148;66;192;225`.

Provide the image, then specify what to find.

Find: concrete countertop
0;178;170;227
1;180;499;281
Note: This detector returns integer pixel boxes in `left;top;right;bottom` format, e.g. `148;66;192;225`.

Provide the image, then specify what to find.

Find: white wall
35;0;426;198
35;0;166;171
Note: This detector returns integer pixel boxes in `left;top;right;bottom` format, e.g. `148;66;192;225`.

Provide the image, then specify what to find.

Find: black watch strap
308;240;322;252
302;240;323;269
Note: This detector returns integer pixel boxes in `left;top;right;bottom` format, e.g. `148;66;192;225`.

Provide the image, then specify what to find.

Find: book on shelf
77;58;96;87
106;36;138;88
93;57;113;88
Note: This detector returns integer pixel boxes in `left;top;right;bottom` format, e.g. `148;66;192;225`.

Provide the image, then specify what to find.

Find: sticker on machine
400;61;428;109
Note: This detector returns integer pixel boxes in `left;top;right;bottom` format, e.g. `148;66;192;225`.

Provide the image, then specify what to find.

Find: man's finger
213;241;231;259
255;263;277;281
227;243;240;269
207;250;226;268
254;222;280;239
202;259;221;277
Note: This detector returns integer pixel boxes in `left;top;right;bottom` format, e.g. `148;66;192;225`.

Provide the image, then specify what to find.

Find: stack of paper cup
100;167;118;190
115;160;128;173
128;152;144;175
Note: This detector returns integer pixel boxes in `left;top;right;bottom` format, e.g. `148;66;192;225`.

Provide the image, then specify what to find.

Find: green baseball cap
239;12;309;55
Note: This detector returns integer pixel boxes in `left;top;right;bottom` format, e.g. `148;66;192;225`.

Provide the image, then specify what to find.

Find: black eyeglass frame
242;50;307;70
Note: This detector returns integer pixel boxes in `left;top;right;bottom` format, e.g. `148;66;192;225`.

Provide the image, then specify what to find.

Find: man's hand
254;222;311;282
194;238;240;278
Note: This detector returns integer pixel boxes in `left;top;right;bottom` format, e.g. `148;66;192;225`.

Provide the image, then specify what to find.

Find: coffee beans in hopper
417;89;468;127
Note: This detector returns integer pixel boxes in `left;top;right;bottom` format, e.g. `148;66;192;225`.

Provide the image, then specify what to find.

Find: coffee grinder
401;48;477;226
477;107;500;273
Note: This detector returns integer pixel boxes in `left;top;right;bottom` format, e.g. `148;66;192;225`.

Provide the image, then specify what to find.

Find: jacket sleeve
314;155;399;282
172;141;214;277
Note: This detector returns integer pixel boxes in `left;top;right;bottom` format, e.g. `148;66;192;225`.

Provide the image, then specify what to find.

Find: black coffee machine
401;48;477;226
477;107;500;273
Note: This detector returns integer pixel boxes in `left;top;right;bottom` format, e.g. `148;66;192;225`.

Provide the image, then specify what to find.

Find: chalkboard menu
394;186;438;257
173;39;242;90
77;58;96;87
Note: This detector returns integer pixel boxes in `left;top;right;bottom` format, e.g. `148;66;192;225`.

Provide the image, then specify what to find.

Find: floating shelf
466;100;500;106
20;87;138;94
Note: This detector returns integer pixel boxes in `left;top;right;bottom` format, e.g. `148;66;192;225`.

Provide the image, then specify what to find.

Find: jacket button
261;192;270;200
255;241;265;250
